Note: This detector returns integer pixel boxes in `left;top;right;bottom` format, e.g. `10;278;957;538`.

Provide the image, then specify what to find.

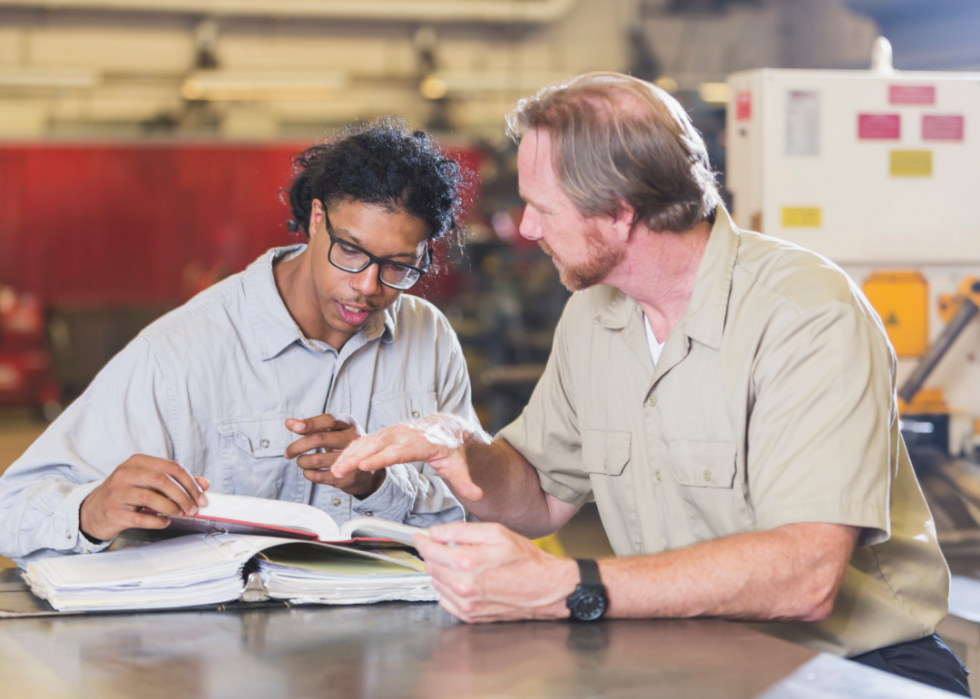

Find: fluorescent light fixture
419;76;448;100
698;82;731;104
0;67;101;89
427;71;573;94
181;71;349;101
654;76;678;94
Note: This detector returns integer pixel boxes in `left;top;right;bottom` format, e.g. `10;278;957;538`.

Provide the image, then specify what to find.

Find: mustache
337;296;379;311
538;240;555;257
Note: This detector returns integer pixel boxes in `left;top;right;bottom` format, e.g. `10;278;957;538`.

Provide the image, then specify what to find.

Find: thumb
434;454;483;502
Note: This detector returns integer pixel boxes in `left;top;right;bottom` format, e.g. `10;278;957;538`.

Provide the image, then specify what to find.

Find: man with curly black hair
0;120;478;562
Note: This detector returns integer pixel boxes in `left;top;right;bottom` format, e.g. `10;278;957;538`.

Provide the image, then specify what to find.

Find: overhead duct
0;0;579;24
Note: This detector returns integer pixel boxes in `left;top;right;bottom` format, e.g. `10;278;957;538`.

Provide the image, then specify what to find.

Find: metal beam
0;0;579;24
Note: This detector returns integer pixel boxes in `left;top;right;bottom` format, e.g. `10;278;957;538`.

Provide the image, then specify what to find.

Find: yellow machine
864;275;980;549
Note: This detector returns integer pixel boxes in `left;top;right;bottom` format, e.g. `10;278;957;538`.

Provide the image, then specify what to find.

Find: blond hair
506;72;721;233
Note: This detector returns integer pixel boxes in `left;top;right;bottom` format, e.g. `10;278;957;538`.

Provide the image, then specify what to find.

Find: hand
79;454;209;542
331;413;488;502
414;521;579;623
285;414;384;498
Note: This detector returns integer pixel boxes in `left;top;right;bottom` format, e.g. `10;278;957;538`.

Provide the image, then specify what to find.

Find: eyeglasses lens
329;240;421;290
379;265;420;290
330;242;368;272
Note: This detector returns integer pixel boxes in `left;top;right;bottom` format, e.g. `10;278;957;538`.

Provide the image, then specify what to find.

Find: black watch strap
567;558;607;622
575;558;602;586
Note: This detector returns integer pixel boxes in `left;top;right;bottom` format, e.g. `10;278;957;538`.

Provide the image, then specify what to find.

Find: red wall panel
0;143;481;307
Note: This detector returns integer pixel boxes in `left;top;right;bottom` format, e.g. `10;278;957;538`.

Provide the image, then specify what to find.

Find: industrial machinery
726;46;980;552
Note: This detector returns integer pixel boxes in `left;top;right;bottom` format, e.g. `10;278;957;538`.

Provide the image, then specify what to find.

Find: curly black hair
287;119;467;252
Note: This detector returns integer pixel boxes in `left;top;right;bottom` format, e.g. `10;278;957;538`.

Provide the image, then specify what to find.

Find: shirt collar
593;286;638;330
369;296;399;345
592;206;740;350
244;245;397;361
679;206;740;350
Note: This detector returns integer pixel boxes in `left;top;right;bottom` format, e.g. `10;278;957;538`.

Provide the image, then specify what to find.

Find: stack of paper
256;544;438;605
23;534;270;612
22;532;437;613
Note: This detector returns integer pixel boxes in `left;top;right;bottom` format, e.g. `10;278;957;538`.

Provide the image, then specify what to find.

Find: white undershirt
643;313;666;367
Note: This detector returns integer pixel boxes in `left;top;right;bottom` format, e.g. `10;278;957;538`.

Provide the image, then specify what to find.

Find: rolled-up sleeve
0;338;175;564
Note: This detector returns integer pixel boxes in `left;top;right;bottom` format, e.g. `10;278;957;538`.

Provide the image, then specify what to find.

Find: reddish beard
539;225;625;291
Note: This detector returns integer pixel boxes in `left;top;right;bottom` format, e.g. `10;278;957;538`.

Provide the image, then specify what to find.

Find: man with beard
327;74;969;695
0;121;475;563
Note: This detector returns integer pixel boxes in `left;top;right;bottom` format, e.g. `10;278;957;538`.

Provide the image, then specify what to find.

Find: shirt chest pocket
369;390;438;431
218;414;297;499
581;430;636;553
668;440;738;488
667;439;751;540
582;430;631;476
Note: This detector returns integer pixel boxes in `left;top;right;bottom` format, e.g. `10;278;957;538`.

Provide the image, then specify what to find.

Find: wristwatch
566;558;608;622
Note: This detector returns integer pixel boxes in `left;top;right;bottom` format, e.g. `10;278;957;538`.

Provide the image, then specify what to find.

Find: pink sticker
735;90;751;121
922;115;964;141
859;114;901;140
890;85;936;105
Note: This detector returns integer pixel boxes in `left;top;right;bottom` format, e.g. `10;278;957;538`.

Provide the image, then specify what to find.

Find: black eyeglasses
324;213;430;291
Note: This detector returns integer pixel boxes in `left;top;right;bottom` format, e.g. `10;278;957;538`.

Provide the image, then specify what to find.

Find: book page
258;545;421;576
193;494;342;541
341;517;429;546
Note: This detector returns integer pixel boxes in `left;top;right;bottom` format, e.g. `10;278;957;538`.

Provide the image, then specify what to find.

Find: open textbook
22;494;437;613
161;493;428;546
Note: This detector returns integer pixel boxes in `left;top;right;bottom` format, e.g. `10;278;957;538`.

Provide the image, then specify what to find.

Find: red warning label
922;115;964;141
735;90;751;121
889;85;936;105
859;114;901;140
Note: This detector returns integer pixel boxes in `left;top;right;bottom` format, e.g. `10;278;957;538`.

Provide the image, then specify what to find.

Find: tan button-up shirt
499;207;948;656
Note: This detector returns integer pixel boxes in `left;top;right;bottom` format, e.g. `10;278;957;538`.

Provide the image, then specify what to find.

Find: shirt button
646;396;657;407
260;439;270;449
655;469;661;481
66;529;72;539
364;512;374;517
331;497;342;507
411;410;421;419
703;470;712;482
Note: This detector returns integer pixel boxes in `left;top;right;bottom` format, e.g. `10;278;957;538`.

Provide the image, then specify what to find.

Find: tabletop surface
0;570;956;699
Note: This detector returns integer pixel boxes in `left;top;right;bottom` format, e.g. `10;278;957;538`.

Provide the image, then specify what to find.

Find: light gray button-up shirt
0;246;476;564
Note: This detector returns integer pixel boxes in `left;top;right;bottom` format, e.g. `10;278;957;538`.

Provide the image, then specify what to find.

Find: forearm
598;523;859;622
454;438;565;538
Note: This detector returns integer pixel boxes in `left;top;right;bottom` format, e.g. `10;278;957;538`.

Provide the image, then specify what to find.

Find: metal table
0;570;955;698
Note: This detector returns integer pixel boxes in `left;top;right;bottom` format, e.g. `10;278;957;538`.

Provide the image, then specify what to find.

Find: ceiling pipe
0;0;579;24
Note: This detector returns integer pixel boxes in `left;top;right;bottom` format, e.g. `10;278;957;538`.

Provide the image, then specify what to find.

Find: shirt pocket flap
582;430;631;476
669;440;738;488
370;390;438;429
218;415;294;458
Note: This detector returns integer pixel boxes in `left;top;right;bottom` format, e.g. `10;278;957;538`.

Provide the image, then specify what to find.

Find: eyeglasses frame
323;211;431;291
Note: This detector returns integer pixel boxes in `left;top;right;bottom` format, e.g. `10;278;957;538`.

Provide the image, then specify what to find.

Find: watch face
573;592;607;621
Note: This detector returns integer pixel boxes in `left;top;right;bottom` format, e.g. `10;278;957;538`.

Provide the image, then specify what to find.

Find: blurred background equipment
0;285;60;420
726;46;980;553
